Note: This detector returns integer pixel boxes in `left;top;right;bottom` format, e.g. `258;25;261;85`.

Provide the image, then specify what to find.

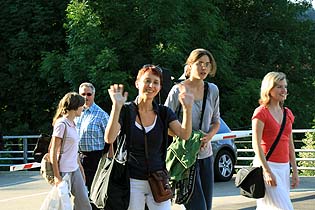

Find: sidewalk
0;171;314;210
173;175;315;210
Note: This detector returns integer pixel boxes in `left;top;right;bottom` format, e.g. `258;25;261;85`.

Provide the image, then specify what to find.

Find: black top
119;101;177;179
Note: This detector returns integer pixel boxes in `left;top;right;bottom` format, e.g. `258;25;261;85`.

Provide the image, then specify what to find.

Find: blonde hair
259;72;287;107
185;48;217;78
52;92;85;126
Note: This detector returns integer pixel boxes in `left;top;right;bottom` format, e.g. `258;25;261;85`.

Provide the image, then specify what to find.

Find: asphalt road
0;171;314;210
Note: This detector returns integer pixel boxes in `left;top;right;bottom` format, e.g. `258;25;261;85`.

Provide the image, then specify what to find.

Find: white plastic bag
58;174;72;210
40;186;61;210
40;174;72;210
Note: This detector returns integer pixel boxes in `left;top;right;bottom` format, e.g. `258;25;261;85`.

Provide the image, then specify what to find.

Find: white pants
254;161;293;210
128;178;171;210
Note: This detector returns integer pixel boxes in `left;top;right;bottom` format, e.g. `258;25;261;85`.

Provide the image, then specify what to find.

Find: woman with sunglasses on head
165;48;220;210
105;65;194;210
252;72;299;210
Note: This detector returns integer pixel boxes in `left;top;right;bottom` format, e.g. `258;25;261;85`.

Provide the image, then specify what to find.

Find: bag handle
136;108;151;174
265;108;287;160
47;121;67;164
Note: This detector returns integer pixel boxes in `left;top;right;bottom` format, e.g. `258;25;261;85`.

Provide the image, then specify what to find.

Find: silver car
212;118;237;182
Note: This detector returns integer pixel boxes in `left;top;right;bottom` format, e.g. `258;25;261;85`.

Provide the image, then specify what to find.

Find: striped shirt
75;103;109;151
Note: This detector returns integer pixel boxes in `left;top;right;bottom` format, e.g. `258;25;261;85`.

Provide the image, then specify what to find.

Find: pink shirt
252;106;294;163
52;117;79;172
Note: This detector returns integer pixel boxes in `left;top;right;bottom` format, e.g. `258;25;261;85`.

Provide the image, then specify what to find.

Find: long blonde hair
259;72;287;107
52;92;85;126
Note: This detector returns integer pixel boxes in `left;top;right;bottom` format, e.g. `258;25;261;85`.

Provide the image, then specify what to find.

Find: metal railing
0;135;40;167
234;129;315;171
1;129;315;170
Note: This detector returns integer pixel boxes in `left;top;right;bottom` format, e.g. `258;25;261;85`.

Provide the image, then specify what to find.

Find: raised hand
178;84;194;109
108;84;128;108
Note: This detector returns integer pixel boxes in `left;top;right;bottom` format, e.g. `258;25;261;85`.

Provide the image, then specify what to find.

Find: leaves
0;0;315;134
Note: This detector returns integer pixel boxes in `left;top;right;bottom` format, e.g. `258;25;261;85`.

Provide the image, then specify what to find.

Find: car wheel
214;150;234;182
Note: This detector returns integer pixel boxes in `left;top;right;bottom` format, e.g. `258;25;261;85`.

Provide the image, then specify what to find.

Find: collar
84;103;96;112
132;97;159;114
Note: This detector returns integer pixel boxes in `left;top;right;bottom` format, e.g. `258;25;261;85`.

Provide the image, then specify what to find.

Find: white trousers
128;178;171;210
255;161;294;210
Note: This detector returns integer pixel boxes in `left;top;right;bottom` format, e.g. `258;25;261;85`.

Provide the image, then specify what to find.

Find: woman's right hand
54;176;62;186
108;84;128;108
263;170;277;187
178;84;194;109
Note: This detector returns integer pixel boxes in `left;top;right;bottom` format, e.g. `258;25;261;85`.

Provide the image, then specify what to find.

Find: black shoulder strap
158;105;169;161
265;109;287;160
199;82;208;129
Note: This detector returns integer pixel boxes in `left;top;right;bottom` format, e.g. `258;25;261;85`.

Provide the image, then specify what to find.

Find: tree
0;0;68;134
216;0;315;128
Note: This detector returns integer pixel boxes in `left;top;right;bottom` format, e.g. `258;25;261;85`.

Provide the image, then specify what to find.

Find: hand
200;134;211;151
263;170;277;186
291;173;299;188
178;84;194;109
54;176;62;186
108;84;128;108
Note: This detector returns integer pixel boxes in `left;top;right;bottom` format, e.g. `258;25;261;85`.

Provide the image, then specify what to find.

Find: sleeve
164;84;180;113
52;120;66;138
252;106;267;123
285;107;295;124
209;83;220;123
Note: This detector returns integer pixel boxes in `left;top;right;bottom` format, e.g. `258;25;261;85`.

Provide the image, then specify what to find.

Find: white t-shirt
52;117;79;172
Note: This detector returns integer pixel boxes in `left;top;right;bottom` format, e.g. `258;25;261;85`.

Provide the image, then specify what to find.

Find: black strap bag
90;105;130;210
137;106;173;203
235;109;287;199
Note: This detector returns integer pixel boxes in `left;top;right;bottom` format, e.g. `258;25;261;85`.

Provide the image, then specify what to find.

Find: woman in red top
252;72;299;210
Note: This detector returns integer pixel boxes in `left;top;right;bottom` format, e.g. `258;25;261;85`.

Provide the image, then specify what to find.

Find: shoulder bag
40;122;67;185
235;109;287;199
90;105;130;210
137;107;173;203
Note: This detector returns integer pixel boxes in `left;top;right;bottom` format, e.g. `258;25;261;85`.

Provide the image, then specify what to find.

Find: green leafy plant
298;123;315;176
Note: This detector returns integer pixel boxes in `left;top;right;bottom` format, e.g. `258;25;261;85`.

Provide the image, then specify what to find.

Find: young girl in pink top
50;92;92;210
252;72;299;210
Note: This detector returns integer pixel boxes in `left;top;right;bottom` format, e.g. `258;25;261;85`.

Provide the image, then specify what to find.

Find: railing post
23;138;28;163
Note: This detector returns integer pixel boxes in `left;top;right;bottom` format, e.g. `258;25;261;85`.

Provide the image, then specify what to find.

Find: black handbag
90;105;130;210
235;109;287;199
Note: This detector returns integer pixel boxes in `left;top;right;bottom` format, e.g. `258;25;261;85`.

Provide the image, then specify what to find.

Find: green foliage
298;123;315;176
1;0;315;135
216;0;315;128
0;0;68;134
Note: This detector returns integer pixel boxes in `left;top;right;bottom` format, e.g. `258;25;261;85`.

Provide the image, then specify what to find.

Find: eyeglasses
195;61;211;68
143;64;163;73
81;93;93;96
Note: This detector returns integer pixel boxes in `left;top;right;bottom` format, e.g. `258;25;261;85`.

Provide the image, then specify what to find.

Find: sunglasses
81;93;93;96
143;64;163;73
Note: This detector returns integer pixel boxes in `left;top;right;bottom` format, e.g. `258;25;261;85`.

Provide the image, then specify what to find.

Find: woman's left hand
200;134;212;151
291;172;299;188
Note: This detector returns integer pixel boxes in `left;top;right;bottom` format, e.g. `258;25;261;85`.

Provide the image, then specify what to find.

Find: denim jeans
184;155;214;210
61;169;92;210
